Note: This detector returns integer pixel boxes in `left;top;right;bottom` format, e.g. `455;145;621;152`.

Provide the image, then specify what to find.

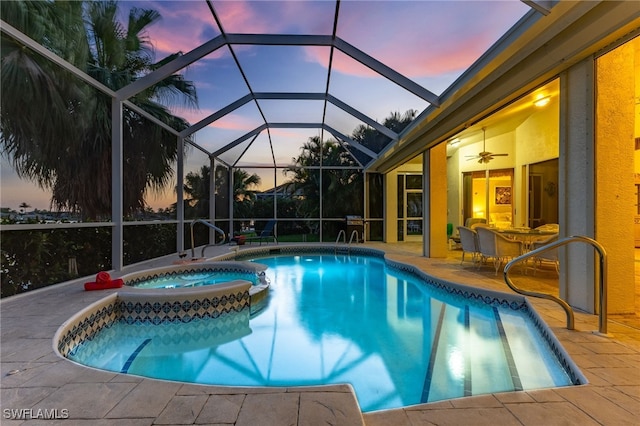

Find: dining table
495;227;558;250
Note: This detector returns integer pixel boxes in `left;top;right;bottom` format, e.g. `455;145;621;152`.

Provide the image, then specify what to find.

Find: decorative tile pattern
56;287;251;357
117;290;250;324
57;299;119;357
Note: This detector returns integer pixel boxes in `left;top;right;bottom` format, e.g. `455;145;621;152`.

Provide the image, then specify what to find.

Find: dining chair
475;226;524;275
531;233;559;275
457;226;479;266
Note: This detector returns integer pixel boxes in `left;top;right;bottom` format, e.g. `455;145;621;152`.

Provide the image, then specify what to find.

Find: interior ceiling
129;0;542;170
448;78;560;150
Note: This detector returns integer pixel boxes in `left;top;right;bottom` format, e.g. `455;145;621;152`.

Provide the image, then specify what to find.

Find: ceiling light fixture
533;95;550;107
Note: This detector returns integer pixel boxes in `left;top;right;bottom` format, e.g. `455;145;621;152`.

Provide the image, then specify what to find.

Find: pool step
422;303;525;402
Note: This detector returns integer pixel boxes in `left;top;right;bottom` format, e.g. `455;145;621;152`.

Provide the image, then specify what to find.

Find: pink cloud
172;106;260;132
213;0;334;35
124;1;220;58
212;1;272;34
209;113;261;131
330;1;526;79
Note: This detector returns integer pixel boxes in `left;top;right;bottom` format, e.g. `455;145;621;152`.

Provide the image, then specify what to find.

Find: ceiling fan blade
492;153;509;157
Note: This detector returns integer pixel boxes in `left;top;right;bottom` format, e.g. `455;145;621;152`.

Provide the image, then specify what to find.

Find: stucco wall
595;38;637;314
427;144;448;258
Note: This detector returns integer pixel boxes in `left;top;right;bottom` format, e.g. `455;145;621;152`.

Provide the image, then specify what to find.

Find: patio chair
475;226;524;275
465;217;487;228
531;234;559;275
457;226;479;266
245;220;278;245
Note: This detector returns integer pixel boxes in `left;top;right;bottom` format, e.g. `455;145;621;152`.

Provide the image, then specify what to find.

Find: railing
503;235;608;334
190;219;227;259
334;229;360;254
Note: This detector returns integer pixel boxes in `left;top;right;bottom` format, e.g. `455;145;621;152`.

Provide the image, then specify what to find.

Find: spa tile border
55;281;251;358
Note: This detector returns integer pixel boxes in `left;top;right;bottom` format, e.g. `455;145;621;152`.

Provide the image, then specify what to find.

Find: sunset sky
1;0;531;211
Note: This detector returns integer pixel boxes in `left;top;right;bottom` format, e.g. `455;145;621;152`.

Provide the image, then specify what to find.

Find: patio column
423;143;448;258
176;136;184;253
559;58;596;313
111;99;123;272
384;171;398;242
209;156;216;239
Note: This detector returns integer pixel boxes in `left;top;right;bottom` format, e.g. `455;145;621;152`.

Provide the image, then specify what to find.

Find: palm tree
284;136;363;220
233;169;261;219
351;109;417;153
184;165;211;219
18;202;31;215
182;165;261;220
1;1;197;219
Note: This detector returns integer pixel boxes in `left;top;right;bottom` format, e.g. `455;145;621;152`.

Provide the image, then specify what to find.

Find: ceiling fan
466;127;508;164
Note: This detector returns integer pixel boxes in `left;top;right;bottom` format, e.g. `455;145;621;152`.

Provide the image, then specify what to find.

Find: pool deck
1;242;638;425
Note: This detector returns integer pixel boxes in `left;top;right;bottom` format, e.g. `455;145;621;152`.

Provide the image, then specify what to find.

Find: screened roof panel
234;45;331;93
323;102;376;142
168;46;251;128
336;0;531;96
124;0;536;158
270;128;324;167
1;0;547;212
193;102;265;153
258;100;326;124
270;128;329;167
217;136;254;167
233;132;273;167
329;50;429;123
211;0;336;35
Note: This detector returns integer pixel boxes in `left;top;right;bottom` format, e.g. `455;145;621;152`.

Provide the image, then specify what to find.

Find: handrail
190;219;226;259
348;230;359;245
336;230;346;244
503;235;608;334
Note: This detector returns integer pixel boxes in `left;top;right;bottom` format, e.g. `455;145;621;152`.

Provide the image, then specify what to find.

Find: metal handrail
190;219;226;259
348;230;359;245
336;230;346;244
503;235;608;334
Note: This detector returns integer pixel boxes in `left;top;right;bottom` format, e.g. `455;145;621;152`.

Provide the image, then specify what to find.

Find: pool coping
55;244;587;406
2;242;638;425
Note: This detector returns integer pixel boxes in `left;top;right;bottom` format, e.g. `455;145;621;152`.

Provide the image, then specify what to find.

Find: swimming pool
59;248;584;412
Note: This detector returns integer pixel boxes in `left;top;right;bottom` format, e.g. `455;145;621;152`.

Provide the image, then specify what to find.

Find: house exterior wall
595;38;637;314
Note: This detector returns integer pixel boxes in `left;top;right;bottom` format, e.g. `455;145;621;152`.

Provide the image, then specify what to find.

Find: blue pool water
128;270;259;289
67;254;577;412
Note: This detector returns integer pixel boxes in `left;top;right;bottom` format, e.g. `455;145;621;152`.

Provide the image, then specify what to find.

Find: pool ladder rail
190;219;227;259
335;229;360;253
503;235;609;336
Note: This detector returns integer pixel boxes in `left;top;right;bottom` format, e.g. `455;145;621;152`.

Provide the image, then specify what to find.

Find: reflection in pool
65;253;583;412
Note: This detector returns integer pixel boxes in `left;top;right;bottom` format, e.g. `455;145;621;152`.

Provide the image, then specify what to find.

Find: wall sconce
533;95;550;107
448;138;460;146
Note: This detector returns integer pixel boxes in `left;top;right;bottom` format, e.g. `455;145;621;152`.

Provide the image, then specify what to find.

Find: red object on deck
84;271;123;291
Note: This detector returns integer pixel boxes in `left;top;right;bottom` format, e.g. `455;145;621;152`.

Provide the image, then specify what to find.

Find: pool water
67;254;576;412
128;270;259;289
